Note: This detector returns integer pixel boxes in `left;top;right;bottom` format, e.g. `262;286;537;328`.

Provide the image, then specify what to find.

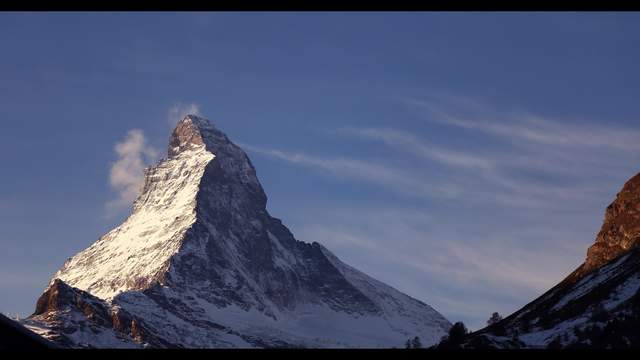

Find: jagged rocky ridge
461;173;640;349
23;115;451;348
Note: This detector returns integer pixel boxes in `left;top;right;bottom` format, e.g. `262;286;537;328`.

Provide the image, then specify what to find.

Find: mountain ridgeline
456;172;640;349
21;115;451;348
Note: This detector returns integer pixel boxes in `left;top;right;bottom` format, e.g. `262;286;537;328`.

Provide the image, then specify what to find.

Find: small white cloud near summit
106;129;159;215
168;102;201;126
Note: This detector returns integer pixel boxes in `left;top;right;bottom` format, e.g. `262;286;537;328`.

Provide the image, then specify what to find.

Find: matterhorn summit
22;115;450;348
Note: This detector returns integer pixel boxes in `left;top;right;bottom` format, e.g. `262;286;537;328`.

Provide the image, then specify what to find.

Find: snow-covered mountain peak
28;114;451;348
169;115;263;196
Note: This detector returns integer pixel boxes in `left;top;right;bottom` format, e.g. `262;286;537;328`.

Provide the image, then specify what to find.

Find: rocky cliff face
575;173;640;281
23;279;150;348
24;115;451;348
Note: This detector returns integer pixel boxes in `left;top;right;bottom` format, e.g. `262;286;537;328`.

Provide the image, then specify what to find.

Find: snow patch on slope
550;253;632;312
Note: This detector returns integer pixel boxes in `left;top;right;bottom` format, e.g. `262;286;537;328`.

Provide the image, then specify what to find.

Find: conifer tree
411;336;422;349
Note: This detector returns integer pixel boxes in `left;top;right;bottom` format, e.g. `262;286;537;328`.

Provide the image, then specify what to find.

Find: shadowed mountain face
461;172;640;349
23;115;451;348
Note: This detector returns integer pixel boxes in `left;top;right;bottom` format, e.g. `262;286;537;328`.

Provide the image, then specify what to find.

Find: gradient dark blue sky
3;12;640;330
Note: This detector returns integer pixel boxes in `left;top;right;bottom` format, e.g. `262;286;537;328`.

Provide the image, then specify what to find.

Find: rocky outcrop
569;172;640;282
24;279;150;348
168;117;206;157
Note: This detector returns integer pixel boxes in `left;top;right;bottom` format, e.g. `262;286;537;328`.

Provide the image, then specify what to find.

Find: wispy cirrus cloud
242;94;640;329
289;205;584;329
336;125;615;208
405;96;640;190
338;127;494;171
404;97;640;152
240;143;463;200
242;134;611;212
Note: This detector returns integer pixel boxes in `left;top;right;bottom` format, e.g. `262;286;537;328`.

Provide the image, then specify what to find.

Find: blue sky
2;12;640;330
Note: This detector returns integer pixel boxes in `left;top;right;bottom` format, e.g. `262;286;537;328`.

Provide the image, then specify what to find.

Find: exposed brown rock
111;307;136;334
31;279;152;347
168;115;205;157
33;279;73;315
131;319;143;342
567;172;640;282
